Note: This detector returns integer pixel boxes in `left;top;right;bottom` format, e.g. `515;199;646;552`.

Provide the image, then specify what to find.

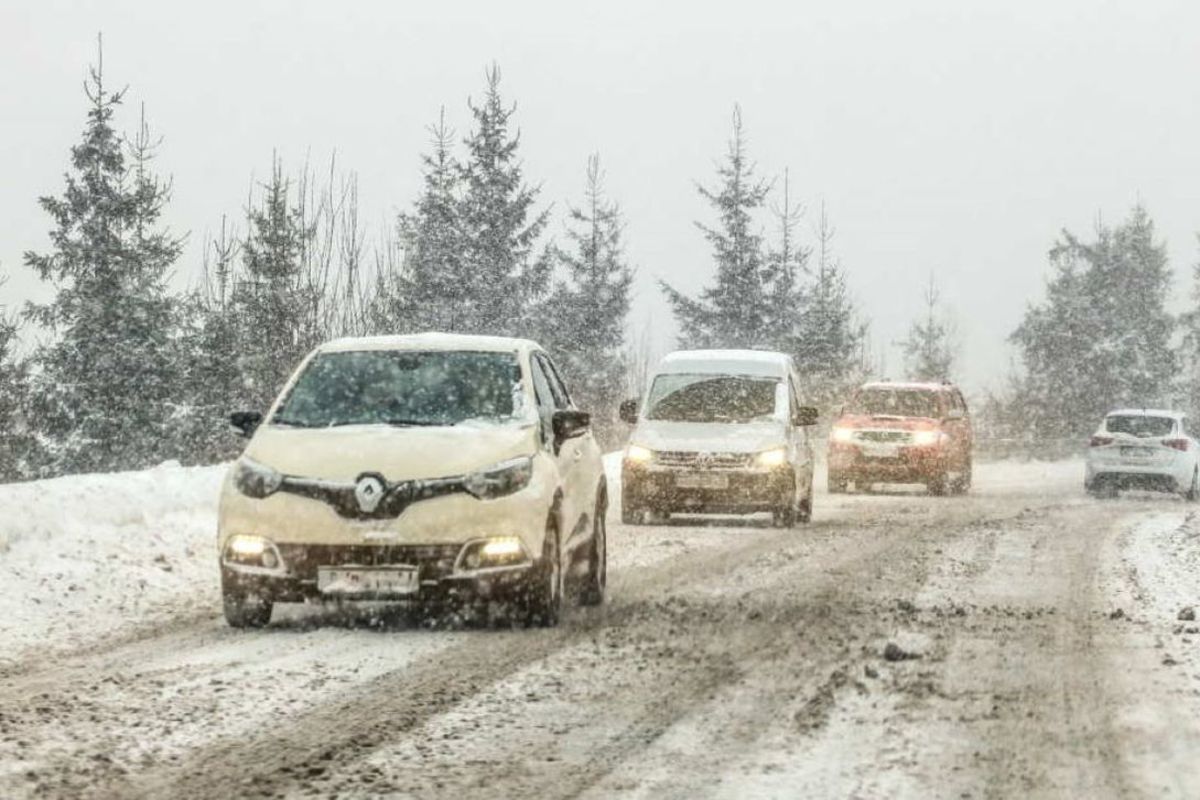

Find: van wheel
578;492;607;606
523;517;563;627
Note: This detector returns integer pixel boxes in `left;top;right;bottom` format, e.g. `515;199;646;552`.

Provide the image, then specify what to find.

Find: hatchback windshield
1105;415;1175;438
272;350;524;428
849;388;942;418
646;374;779;423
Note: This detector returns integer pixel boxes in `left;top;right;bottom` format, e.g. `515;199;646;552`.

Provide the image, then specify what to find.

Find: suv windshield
646;374;779;423
849;388;942;419
1106;415;1174;438
272;350;524;428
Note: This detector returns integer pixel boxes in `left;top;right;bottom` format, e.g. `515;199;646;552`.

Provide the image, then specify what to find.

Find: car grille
856;430;913;444
276;544;462;581
655;451;754;469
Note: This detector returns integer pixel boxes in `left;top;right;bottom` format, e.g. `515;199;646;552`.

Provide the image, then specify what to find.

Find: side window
528;356;557;444
536;353;572;409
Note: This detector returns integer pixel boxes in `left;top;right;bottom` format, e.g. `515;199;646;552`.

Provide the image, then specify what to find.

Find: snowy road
4;460;1200;798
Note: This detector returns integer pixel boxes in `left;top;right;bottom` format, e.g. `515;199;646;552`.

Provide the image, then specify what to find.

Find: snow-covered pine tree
1180;237;1200;421
662;106;774;349
1012;205;1175;438
900;274;955;382
0;276;37;481
457;66;551;337
230;158;319;412
377;109;466;333
542;154;633;444
794;204;866;404
23;51;185;475
764;168;808;357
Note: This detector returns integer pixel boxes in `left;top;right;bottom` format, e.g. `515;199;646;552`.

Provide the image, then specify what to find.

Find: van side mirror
230;411;263;438
793;406;819;427
552;409;590;445
618;398;640;424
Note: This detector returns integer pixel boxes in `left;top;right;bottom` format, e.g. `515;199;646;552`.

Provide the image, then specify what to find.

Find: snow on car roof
655;349;792;378
317;332;540;355
1106;408;1184;419
859;381;953;392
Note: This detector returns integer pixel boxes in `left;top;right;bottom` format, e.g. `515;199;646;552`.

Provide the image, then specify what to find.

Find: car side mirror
230;411;263;438
618;398;640;424
945;408;965;421
552;409;590;444
794;406;819;427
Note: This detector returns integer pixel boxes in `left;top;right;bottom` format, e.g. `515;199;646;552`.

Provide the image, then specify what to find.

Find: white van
618;349;818;527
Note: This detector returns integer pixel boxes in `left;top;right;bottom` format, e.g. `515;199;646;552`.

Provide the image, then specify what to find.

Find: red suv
828;382;973;495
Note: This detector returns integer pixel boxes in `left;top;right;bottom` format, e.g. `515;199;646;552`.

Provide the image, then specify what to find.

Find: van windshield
646;374;779;423
271;350;525;428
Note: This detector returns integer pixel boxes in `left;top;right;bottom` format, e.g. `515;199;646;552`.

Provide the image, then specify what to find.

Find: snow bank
0;462;228;665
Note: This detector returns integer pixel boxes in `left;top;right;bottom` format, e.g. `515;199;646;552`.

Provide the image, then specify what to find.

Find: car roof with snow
655;349;793;378
317;332;541;355
859;381;955;392
1106;408;1184;419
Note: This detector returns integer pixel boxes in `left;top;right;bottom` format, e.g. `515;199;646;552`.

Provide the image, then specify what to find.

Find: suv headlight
464;456;534;500
911;430;947;447
830;427;856;443
233;457;284;498
756;447;788;468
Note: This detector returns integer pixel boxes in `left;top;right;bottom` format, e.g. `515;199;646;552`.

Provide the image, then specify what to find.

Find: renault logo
354;475;386;514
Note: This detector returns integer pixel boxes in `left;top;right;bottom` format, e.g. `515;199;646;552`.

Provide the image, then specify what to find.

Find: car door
535;352;600;548
528;353;583;549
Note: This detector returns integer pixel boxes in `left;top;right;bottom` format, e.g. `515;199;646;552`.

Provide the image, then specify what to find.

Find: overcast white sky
2;0;1199;393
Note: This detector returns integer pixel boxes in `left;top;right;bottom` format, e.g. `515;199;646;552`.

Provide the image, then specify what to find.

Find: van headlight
756;447;788;468
464;456;534;500
233;457;284;498
625;444;654;464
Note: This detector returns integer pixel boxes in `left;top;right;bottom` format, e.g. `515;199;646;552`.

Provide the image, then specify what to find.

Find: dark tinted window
1106;415;1175;438
646;374;779;423
272;350;522;428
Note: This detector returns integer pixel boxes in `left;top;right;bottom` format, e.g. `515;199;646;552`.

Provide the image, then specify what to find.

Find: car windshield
849;388;942;418
645;373;779;423
1106;415;1175;438
271;350;525;428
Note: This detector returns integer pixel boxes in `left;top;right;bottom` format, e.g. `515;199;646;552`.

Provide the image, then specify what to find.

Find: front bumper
221;541;534;602
622;464;793;514
828;444;949;484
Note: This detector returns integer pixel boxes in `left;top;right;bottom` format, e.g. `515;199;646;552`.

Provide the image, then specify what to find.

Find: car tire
222;587;273;629
927;473;948;496
796;494;812;524
950;457;973;495
828;475;848;494
523;516;563;627
578;491;607;607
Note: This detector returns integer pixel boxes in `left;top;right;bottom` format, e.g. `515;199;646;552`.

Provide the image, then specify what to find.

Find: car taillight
1163;438;1189;452
1090;435;1113;447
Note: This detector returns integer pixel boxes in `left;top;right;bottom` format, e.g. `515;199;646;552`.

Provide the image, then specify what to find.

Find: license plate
676;473;729;490
861;443;900;459
1120;446;1154;459
318;566;419;596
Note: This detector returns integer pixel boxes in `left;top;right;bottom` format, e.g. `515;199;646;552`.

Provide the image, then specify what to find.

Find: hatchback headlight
464;456;534;500
756;447;788;468
233;457;284;498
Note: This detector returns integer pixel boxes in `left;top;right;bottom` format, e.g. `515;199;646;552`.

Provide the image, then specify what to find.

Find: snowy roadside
0;463;228;667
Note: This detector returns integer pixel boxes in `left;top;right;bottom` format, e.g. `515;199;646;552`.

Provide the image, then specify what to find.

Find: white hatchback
1085;409;1199;499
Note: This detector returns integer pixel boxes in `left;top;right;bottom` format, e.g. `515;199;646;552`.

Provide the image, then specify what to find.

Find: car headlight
233;457;284;498
464;456;534;500
223;534;280;569
625;444;654;463
830;427;856;443
756;447;788;468
458;536;530;571
911;430;945;447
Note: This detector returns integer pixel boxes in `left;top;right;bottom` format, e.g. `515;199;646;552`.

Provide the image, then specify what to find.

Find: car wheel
828;475;848;494
1186;468;1199;502
927;473;948;496
950;457;973;495
523;516;563;627
222;587;273;629
578;491;607;607
796;494;812;524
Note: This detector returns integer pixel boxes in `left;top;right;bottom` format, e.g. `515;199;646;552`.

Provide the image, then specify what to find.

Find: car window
536;353;572;409
528;355;558;443
848;388;941;419
1105;415;1175;438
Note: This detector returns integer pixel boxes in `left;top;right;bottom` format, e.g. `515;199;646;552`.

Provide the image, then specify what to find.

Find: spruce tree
457;65;550;336
901;275;955;382
23;51;184;474
542;154;633;442
662;106;774;349
0;276;37;481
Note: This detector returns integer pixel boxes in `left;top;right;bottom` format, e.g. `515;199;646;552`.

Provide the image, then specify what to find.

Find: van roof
318;332;540;355
656;349;792;378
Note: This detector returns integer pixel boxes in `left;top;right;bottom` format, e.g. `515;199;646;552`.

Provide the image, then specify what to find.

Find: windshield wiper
384;418;451;427
271;417;319;428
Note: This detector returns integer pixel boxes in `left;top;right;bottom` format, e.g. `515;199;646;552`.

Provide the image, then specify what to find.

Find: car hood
631;420;786;454
242;422;539;481
835;414;940;431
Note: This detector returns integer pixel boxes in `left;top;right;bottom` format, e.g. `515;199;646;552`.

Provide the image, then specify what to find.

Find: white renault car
618;350;818;526
1085;409;1199;499
218;334;607;628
